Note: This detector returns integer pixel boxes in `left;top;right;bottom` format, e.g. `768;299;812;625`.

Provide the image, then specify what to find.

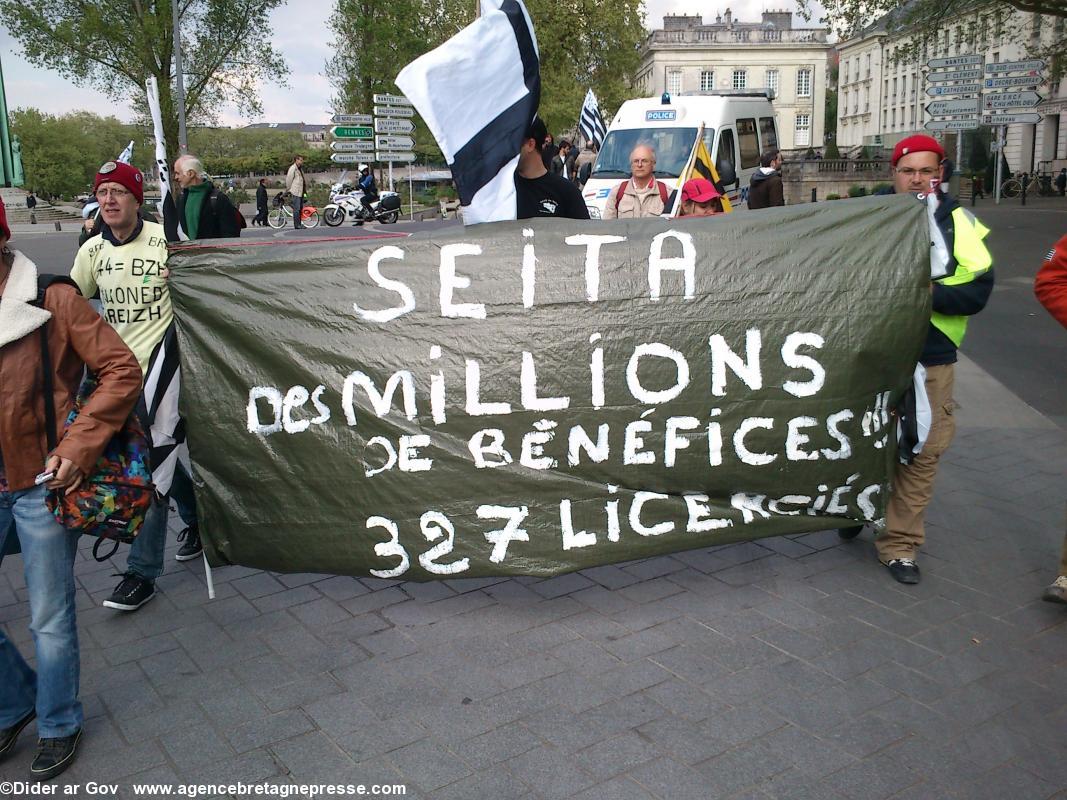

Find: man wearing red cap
70;161;200;612
1034;233;1067;604
851;134;994;584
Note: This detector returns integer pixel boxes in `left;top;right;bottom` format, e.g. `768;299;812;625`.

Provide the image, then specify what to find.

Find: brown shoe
1042;575;1067;605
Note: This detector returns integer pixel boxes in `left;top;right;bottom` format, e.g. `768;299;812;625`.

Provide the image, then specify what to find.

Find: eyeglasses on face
896;167;939;178
95;188;133;200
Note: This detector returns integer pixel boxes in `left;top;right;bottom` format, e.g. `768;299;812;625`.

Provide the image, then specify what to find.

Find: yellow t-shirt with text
70;220;171;377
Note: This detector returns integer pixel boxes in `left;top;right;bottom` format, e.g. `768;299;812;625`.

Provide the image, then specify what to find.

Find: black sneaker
885;558;921;585
103;573;156;611
30;729;81;782
0;709;36;761
175;524;203;562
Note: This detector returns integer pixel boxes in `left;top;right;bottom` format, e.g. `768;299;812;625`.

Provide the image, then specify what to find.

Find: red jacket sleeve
1035;233;1067;330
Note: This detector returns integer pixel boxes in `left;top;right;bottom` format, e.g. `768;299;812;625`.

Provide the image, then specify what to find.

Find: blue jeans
126;461;197;582
291;195;304;228
0;485;82;737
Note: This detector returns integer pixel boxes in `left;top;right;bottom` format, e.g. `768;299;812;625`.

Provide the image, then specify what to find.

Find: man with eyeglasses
842;135;993;585
603;144;670;219
70;161;201;612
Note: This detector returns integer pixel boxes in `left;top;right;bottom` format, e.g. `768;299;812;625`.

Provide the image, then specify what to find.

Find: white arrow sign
376;151;416;162
374;105;415;118
331;153;368;163
927;54;983;69
330;113;372;125
926;98;980;115
925;119;980;131
374;118;416;134
330;140;375;152
985;75;1042;89
927;68;984;82
926;84;982;97
983;91;1043;109
376;135;415;149
983;112;1042;125
373;93;413;106
984;60;1044;74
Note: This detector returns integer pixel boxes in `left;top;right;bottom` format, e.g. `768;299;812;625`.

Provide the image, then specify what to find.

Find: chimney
724;8;732;25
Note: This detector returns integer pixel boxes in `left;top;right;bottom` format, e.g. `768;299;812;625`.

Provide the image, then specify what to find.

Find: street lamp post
172;0;189;153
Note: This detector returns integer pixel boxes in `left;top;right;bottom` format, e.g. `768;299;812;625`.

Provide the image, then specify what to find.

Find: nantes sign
169;197;929;580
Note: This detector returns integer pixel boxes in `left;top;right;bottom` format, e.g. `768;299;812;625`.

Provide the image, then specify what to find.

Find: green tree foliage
0;0;288;159
188;126;304;175
326;0;646;161
10;108;154;199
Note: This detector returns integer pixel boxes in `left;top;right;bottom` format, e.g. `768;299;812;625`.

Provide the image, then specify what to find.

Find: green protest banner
169;195;930;580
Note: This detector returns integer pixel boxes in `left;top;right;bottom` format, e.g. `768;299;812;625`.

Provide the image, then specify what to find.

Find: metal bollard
1021;175;1027;206
811;187;817;203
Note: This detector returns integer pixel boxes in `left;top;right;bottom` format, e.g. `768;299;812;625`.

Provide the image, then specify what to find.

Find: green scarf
184;182;212;239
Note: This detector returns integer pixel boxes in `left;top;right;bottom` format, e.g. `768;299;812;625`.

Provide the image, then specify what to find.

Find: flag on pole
668;126;733;217
396;0;539;225
578;89;607;149
117;140;134;165
137;324;188;498
146;77;186;241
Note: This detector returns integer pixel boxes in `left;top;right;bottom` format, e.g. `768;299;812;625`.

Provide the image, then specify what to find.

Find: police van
583;91;779;217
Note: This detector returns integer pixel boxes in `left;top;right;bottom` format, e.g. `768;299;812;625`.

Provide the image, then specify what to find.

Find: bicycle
268;192;320;229
1001;173;1055;199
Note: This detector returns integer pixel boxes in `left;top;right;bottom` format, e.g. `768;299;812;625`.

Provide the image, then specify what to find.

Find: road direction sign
984;60;1044;74
373;93;413;106
331;113;372;125
927;54;982;69
331;153;368;163
985;75;1042;89
376;135;415;149
927;68;984;82
983;112;1042;125
331;125;373;139
925;98;980;115
926;84;982;97
983;91;1043;109
374;105;415;118
376;151;416;162
330;140;375;153
375;118;416;134
925;119;980;131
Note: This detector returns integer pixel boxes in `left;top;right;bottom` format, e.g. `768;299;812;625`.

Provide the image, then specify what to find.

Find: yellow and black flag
669;126;734;216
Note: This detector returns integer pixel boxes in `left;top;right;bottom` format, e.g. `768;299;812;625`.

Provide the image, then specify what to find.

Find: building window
865;54;871;78
891;108;896;128
700;70;715;92
766;69;779;94
795;113;811;146
732;70;747;90
667;70;682;94
842;62;849;84
797;69;812;97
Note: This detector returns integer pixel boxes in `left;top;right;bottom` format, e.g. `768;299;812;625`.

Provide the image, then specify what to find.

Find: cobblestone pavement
2;355;1065;800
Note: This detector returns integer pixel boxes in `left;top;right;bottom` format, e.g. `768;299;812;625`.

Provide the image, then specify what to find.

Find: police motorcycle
323;175;402;226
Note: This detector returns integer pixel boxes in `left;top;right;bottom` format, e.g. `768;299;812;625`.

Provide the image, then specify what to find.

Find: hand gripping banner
168;195;930;580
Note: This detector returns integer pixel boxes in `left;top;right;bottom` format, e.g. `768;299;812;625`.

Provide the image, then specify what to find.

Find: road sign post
331;125;373;139
330;140;375;153
331;113;372;125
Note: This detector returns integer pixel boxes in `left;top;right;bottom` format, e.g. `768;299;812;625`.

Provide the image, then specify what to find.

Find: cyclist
356;164;379;224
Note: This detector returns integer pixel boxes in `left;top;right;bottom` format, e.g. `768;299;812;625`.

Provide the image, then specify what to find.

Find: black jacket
747;169;784;209
256;184;268;210
177;181;240;240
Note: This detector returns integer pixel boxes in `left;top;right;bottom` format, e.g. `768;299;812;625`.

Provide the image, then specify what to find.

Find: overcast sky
0;0;823;127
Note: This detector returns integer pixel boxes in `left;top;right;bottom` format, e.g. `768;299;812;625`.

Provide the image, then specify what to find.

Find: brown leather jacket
0;251;142;491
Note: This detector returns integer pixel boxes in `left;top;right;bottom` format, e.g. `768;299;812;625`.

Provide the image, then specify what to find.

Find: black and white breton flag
396;0;539;224
138;323;188;498
579;89;607;149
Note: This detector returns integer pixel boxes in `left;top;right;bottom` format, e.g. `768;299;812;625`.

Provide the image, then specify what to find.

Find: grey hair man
173;154;240;240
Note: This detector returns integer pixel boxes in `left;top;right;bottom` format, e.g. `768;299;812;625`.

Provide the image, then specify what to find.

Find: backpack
614;180;668;211
209;188;245;235
35;275;155;560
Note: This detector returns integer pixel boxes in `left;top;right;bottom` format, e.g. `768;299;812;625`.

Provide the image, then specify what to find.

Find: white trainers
1042;575;1067;605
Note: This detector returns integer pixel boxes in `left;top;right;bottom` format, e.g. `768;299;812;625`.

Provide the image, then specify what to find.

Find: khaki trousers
1059;524;1067;577
877;363;956;562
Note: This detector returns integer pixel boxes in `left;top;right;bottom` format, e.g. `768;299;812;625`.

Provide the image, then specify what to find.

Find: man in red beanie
70;161;201;612
842;134;994;585
1034;233;1067;604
